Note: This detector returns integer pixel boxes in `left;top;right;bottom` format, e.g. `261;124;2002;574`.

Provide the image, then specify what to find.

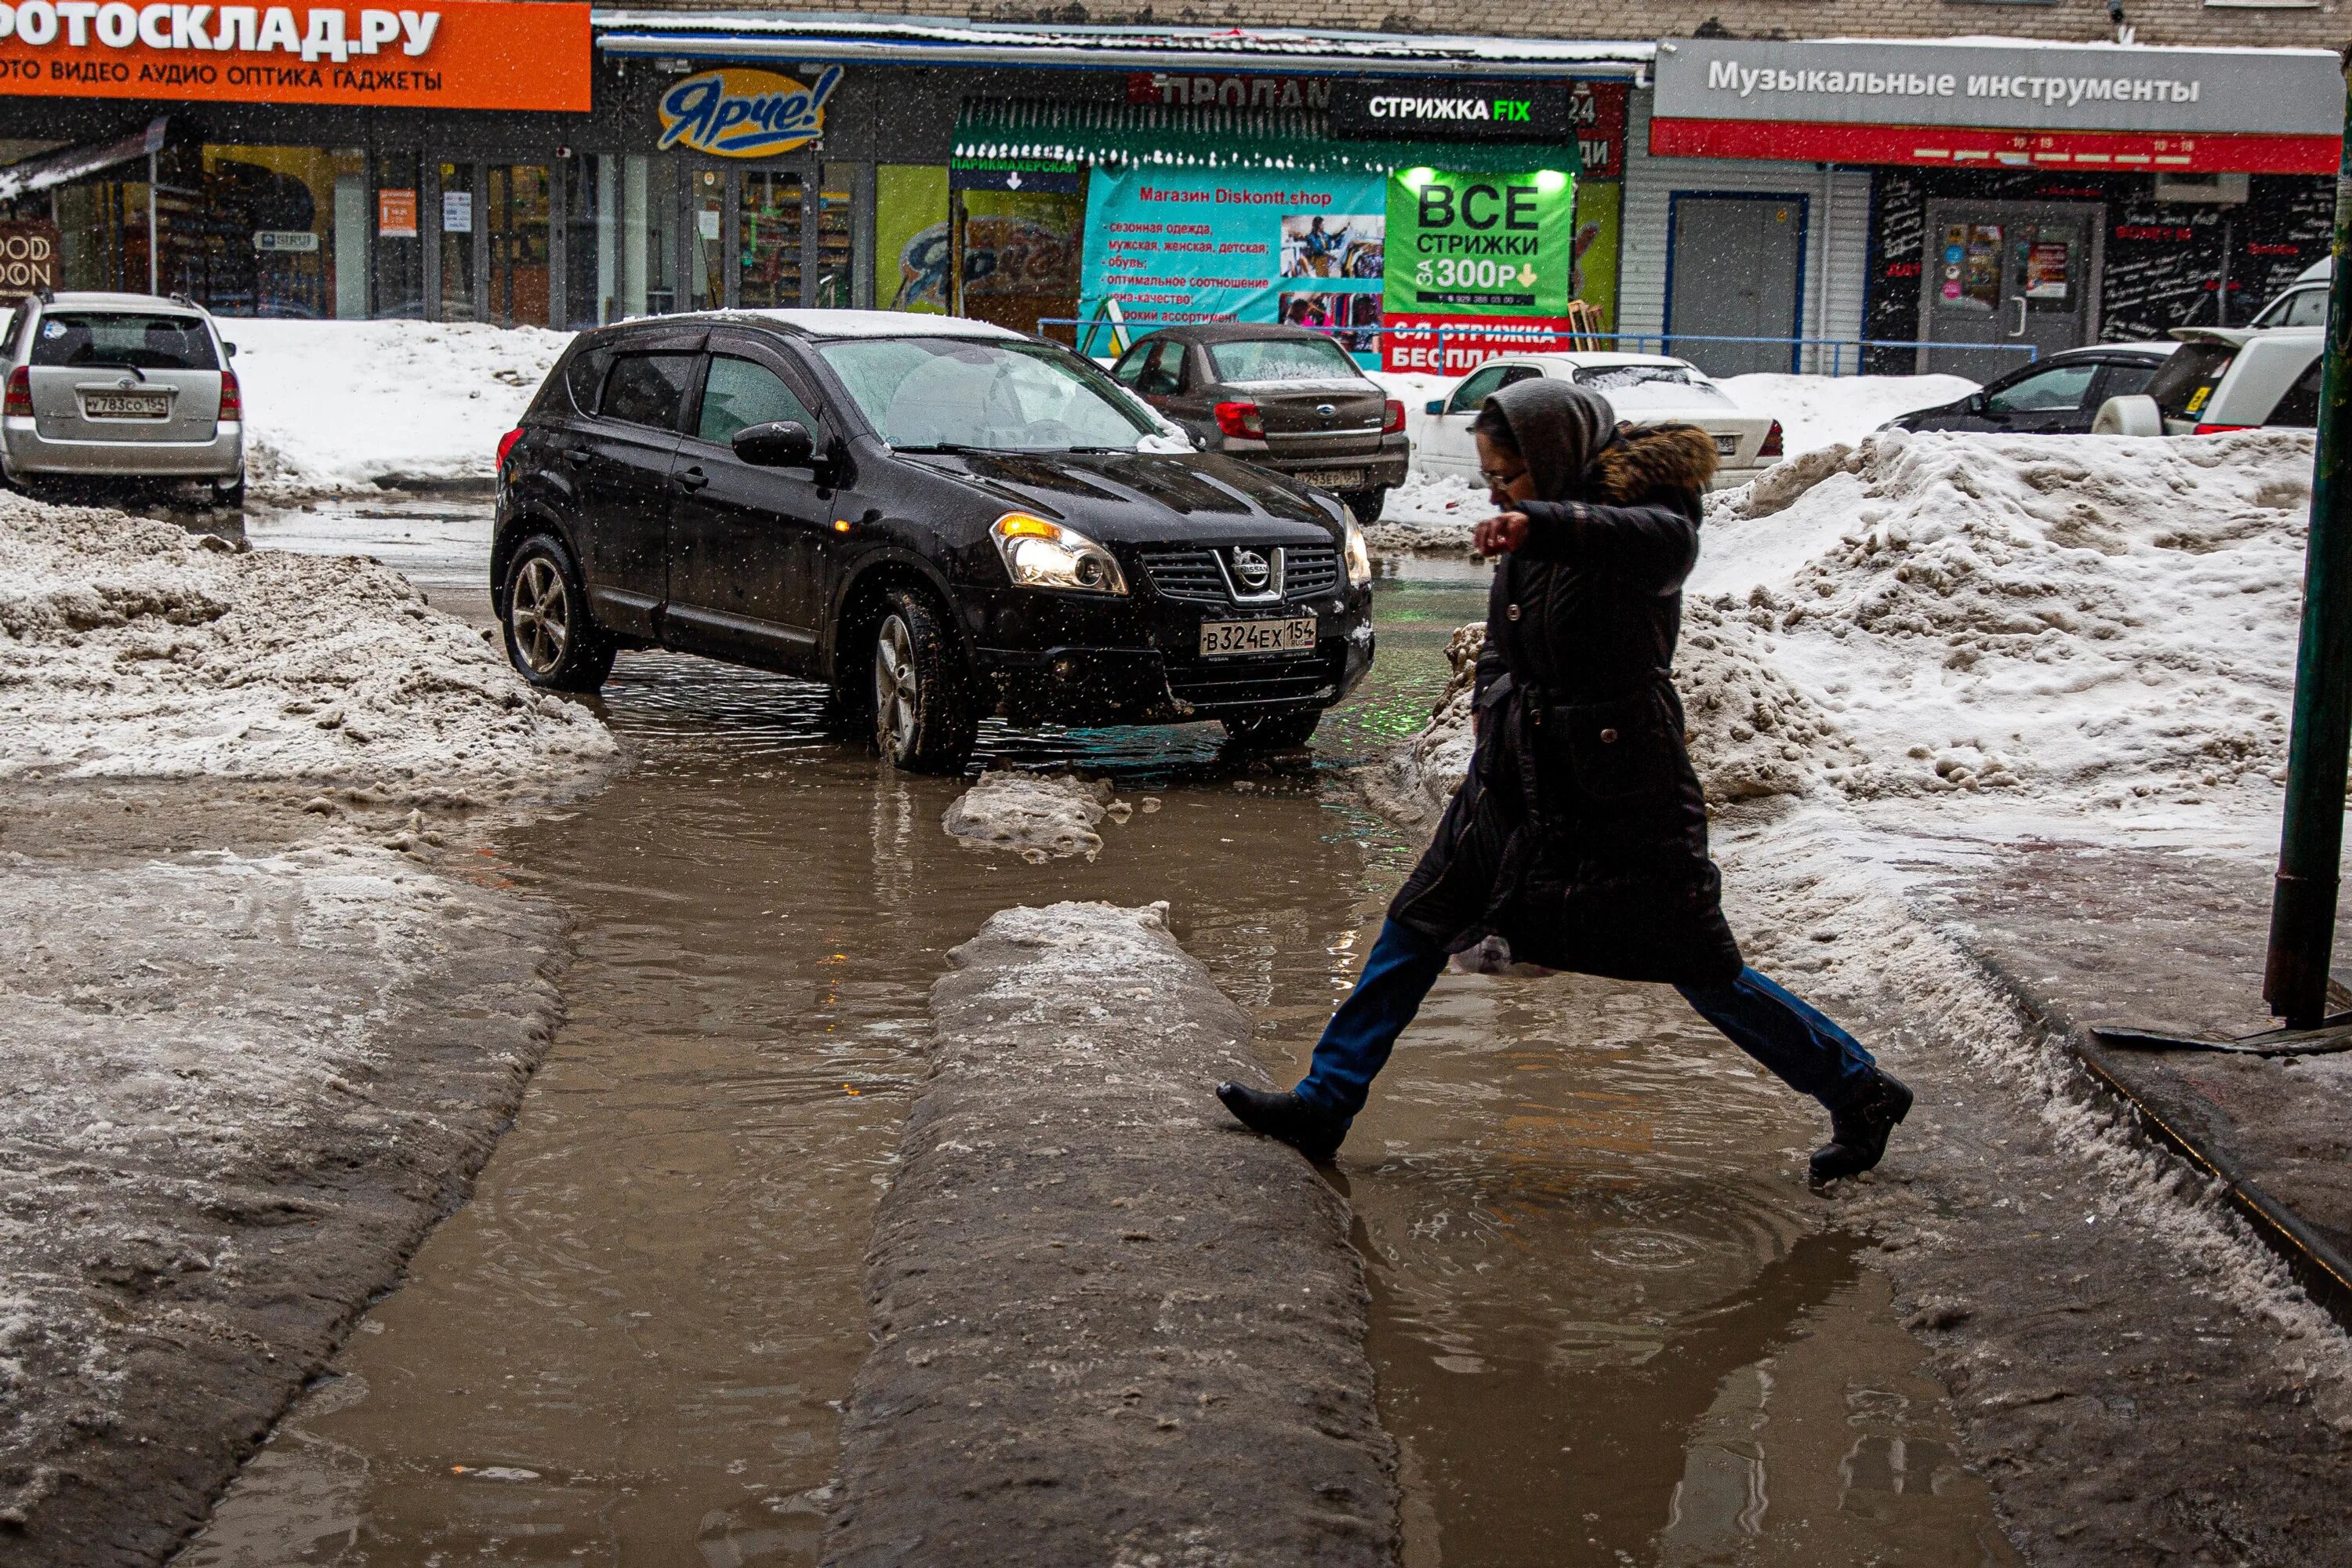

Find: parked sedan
0;290;245;505
1883;343;2173;435
1413;354;1781;488
1108;323;1408;521
495;310;1376;773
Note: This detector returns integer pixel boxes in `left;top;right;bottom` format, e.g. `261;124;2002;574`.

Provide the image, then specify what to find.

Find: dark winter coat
1387;386;1744;988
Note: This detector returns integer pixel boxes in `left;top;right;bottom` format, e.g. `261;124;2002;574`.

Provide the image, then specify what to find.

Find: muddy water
184;501;2009;1566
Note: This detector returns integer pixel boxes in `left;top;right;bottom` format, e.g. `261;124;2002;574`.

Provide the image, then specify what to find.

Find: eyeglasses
1480;466;1528;488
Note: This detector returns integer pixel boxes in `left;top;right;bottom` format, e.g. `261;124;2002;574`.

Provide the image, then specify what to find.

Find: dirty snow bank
229;318;569;495
0;844;566;1542
0;492;612;796
942;771;1123;862
1716;372;1976;457
1695;428;2313;822
1367;470;1484;551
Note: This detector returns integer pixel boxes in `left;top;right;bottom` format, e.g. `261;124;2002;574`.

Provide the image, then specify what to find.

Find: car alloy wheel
509;556;572;677
873;612;920;760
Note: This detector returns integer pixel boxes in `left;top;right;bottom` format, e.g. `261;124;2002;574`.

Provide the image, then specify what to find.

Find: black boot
1811;1069;1913;1185
1216;1081;1348;1163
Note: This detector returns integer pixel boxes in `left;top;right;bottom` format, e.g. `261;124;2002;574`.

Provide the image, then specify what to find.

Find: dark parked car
1882;343;2175;435
1108;323;1408;520
493;311;1377;772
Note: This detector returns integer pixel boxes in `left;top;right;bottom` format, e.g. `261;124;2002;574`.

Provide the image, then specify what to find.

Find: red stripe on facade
1650;117;2338;176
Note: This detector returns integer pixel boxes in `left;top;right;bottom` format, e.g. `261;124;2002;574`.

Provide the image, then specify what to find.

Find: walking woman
1218;379;1912;1183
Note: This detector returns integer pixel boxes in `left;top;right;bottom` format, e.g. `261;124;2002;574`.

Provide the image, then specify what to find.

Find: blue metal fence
1034;318;2039;378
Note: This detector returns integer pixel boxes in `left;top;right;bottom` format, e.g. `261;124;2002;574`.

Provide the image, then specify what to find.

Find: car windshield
1206;336;1359;383
816;336;1156;452
1575;362;1726;405
30;311;217;371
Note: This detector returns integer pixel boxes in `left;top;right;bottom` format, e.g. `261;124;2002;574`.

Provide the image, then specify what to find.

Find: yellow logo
658;67;841;158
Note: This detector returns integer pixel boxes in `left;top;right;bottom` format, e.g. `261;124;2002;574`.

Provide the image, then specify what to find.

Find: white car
1413;354;1783;490
2092;327;2322;437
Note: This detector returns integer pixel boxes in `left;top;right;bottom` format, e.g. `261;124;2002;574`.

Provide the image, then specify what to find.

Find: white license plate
82;393;169;419
1200;615;1316;658
1312;469;1365;490
1712;434;1740;456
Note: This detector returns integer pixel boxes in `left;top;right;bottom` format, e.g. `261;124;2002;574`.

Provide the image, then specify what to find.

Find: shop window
152;145;370;318
740;172;804;310
694;167;724;312
817;165;855;309
875;165;949;314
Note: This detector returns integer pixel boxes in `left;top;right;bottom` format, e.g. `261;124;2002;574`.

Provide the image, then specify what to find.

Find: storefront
1644;37;2344;377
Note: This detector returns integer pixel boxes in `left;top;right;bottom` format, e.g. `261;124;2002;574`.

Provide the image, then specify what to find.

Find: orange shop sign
0;0;590;111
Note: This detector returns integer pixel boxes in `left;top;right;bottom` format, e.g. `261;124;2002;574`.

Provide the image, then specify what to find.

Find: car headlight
1342;512;1374;589
991;512;1128;596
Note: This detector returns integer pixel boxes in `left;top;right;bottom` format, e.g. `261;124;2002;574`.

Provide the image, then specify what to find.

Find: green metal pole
2265;55;2352;1028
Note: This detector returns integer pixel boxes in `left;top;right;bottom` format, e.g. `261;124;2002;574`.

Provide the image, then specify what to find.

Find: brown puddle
180;507;2011;1566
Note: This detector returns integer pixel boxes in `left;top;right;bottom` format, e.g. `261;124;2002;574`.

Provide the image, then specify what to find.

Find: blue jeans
1295;919;1878;1123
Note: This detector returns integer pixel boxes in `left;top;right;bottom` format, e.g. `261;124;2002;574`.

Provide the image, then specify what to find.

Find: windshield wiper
894;442;989;455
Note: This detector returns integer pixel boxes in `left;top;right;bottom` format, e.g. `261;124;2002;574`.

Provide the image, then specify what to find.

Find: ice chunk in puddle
942;771;1110;864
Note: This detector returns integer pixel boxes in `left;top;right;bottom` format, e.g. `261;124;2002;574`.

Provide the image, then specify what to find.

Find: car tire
871;587;976;773
1221;709;1320;751
501;533;615;693
1343;487;1389;522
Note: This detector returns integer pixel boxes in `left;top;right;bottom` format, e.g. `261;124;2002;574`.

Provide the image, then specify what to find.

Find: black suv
493;311;1376;771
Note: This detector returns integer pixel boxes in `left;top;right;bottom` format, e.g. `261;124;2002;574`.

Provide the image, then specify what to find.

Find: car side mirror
733;419;816;469
1424;399;1444;416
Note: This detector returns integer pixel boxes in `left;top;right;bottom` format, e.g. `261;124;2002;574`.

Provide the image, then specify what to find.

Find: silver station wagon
1;291;245;506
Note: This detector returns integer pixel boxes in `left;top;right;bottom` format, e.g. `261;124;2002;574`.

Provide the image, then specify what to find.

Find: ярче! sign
659;67;841;158
1329;80;1572;142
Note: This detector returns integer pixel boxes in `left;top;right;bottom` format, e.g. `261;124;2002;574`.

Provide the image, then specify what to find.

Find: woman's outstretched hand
1473;511;1530;557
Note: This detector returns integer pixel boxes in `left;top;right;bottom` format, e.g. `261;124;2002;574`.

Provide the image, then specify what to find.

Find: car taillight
1759;419;1784;459
1213;400;1265;440
1381;398;1406;435
497;428;524;468
3;366;30;419
2193;423;2253;435
216;368;241;421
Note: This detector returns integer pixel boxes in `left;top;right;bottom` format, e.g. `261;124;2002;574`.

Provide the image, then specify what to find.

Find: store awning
953;100;1579;176
592;13;1650;79
0;118;169;206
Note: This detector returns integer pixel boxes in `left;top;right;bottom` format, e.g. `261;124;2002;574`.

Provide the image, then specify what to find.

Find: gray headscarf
1483;379;1615;503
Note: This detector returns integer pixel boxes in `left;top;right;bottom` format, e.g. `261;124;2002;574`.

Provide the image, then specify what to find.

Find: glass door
486;163;550;327
1921;201;2102;379
436;160;477;321
739;169;805;308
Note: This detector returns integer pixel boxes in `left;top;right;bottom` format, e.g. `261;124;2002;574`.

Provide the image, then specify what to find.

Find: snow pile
1717;372;1977;457
1367;622;1485;828
1367;470;1485;551
1693;428;2314;817
228;319;570;495
0;492;612;795
942;771;1116;862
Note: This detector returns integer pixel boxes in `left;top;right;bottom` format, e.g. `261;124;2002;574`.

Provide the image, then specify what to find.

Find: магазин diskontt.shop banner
1081;164;1389;349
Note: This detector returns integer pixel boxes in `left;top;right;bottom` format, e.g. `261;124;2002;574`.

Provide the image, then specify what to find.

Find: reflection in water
183;508;2008;1566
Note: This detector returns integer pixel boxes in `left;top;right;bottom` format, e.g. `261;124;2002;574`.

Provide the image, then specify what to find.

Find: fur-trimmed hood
1586;423;1719;504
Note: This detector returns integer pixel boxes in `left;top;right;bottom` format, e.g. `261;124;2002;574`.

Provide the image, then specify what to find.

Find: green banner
1381;169;1576;319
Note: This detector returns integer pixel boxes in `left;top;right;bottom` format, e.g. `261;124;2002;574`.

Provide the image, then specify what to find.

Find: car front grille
1283;545;1341;599
1140;543;1343;604
1141;547;1227;604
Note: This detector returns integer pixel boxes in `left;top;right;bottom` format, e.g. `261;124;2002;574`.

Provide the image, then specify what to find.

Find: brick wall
604;0;2343;54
